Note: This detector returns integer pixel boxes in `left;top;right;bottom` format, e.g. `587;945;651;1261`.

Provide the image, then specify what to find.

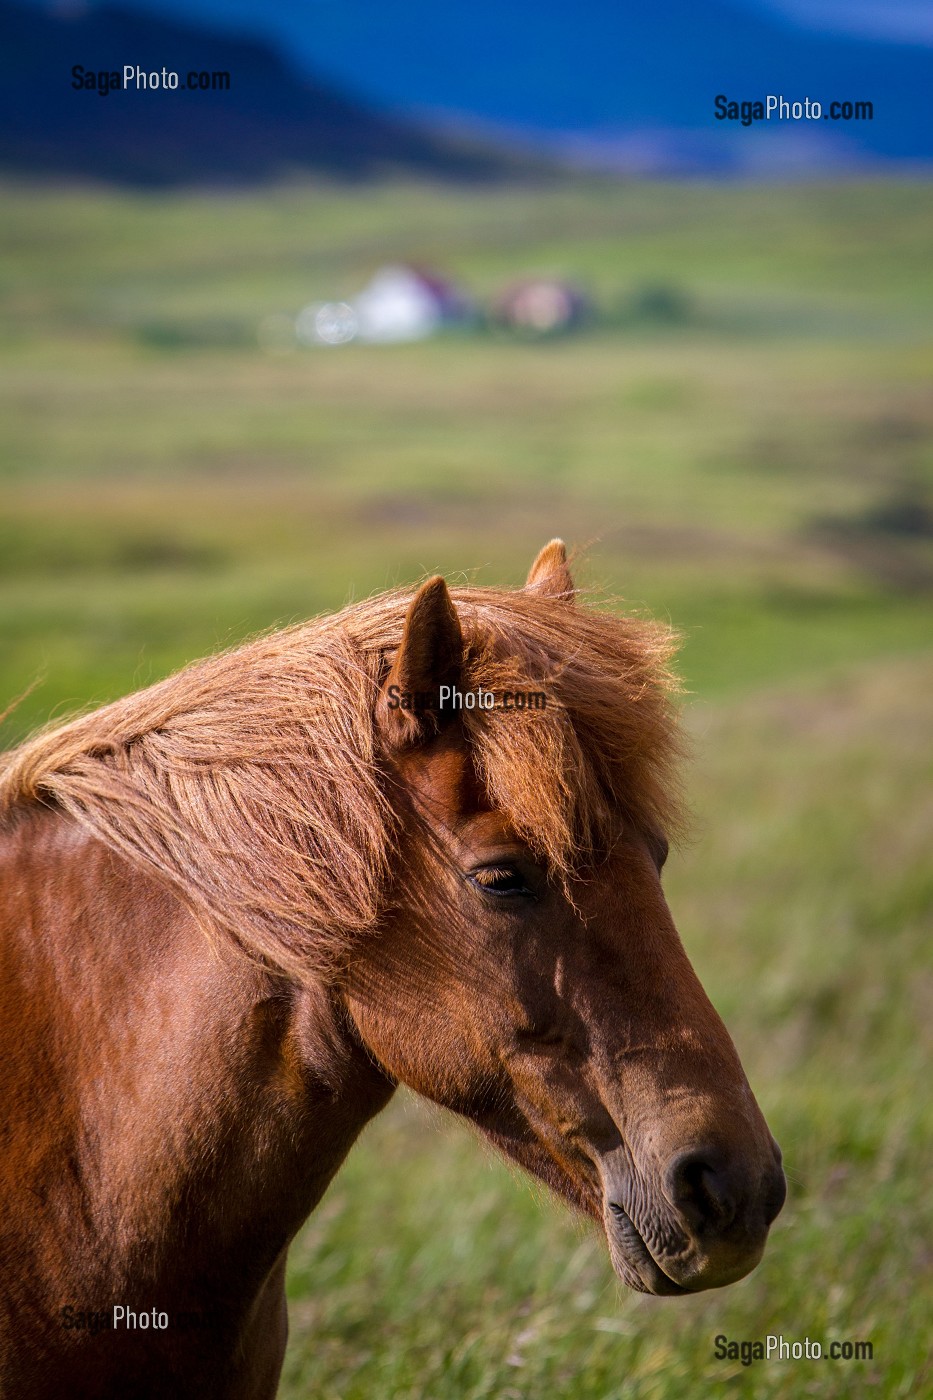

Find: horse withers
0;542;784;1398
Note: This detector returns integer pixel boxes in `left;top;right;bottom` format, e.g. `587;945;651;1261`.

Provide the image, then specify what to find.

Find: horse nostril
666;1149;738;1233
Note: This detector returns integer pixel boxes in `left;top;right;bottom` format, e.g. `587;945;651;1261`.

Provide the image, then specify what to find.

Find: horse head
344;543;785;1295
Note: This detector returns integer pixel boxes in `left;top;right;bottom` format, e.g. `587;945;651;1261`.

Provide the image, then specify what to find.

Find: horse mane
0;586;684;980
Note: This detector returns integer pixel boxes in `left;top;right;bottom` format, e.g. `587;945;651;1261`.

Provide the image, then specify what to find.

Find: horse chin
603;1200;768;1296
603;1204;692;1296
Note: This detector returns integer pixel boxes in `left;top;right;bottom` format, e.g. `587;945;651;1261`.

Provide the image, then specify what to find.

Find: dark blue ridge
0;0;514;186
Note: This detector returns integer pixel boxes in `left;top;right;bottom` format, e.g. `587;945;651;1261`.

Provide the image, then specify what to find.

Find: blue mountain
0;1;509;185
243;0;932;169
3;0;931;177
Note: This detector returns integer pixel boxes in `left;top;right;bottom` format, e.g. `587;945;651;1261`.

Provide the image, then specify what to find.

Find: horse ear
377;577;464;749
525;538;575;602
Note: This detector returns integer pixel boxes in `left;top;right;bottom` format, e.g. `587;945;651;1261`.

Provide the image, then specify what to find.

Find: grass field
1;174;931;1398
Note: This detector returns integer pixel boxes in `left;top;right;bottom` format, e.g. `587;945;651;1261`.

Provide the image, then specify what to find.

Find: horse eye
468;866;534;898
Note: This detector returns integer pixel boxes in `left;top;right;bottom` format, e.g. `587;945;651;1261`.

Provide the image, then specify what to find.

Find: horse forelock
0;584;684;980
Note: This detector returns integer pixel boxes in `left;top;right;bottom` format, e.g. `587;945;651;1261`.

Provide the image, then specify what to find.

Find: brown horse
0;541;784;1399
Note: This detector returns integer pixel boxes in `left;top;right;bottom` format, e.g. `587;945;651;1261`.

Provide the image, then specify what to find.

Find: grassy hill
1;174;931;1397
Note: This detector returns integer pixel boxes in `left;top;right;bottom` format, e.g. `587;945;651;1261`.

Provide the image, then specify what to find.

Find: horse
0;541;785;1399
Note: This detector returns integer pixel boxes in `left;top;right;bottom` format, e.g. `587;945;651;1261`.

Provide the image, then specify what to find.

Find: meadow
1;174;930;1398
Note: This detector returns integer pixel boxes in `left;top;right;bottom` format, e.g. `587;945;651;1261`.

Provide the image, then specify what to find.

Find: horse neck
0;806;395;1303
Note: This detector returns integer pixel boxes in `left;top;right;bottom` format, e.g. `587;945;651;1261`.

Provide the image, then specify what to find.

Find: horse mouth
606;1202;691;1297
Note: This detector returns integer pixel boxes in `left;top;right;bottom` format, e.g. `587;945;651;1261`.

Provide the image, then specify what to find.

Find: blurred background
1;3;931;1396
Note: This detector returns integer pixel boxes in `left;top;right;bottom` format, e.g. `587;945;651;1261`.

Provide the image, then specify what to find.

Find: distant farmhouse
492;278;588;335
298;266;473;345
355;266;473;342
290;269;595;349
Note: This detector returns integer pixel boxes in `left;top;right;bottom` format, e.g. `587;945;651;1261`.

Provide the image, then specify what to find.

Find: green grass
1;174;931;1397
2;178;932;745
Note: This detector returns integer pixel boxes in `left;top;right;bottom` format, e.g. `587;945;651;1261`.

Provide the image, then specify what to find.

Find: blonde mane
0;585;684;980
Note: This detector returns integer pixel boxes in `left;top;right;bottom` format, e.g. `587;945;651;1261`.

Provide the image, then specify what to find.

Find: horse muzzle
601;1138;786;1295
